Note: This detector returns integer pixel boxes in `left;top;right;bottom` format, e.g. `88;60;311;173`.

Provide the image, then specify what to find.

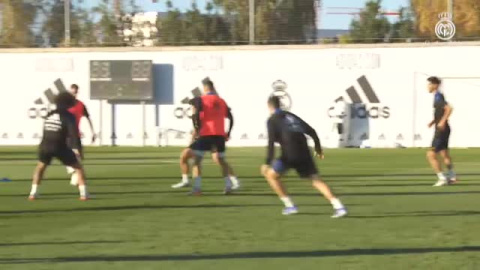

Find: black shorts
272;156;319;178
432;128;450;153
190;136;226;154
38;145;79;166
68;137;84;159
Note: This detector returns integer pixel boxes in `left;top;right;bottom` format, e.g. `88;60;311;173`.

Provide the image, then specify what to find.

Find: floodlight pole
249;0;255;44
64;0;71;46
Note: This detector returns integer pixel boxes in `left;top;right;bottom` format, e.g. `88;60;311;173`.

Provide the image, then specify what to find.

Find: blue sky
80;0;410;30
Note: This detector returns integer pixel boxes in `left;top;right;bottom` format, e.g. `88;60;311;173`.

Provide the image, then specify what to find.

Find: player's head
70;84;79;97
427;76;441;93
202;78;216;94
268;95;281;114
55;92;76;111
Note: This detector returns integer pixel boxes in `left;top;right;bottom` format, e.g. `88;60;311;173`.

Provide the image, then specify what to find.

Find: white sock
230;175;239;186
448;170;456;177
330;198;344;210
66;166;75;174
79;185;88;197
70;172;78;185
437;172;447;181
193;177;202;190
280;197;295;208
224;177;232;188
30;184;38;195
181;174;189;183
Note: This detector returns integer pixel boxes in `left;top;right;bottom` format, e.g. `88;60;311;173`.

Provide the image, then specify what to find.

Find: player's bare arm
437;104;453;130
226;109;234;141
87;116;96;143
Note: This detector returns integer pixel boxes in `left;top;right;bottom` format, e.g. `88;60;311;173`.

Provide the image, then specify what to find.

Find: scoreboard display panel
90;60;153;101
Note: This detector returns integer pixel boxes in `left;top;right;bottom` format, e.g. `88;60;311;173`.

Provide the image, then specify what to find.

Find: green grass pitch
0;147;479;269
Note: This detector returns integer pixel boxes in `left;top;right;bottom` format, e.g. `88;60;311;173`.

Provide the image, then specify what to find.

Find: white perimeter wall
0;44;479;148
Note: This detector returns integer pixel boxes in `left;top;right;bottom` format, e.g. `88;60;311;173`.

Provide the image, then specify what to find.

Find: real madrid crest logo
435;12;456;41
271;80;292;111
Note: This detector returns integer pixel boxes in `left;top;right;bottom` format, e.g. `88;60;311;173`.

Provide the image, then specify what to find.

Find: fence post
249;0;255;44
64;0;71;47
448;0;454;18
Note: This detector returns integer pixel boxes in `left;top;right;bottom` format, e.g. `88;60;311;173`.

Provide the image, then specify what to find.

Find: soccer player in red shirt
189;79;235;195
67;84;96;186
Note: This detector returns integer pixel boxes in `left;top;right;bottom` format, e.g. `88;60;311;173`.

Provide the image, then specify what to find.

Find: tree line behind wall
0;0;479;48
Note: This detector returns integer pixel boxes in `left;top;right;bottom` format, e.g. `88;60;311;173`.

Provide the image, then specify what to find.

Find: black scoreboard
90;60;153;101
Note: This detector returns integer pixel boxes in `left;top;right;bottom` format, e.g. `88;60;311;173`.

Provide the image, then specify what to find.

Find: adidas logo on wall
28;78;68;119
328;75;391;119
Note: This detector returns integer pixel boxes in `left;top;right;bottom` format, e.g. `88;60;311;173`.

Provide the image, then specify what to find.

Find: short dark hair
55;92;75;111
427;76;441;85
202;78;215;91
268;95;281;109
71;84;79;90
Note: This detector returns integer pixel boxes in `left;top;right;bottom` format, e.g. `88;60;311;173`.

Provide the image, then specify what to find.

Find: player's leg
190;153;204;195
172;148;194;189
438;128;456;183
262;160;297;215
213;152;235;194
58;148;89;200
216;154;240;190
311;176;347;218
439;150;457;183
429;133;448;186
70;163;89;201
68;137;83;186
190;137;207;195
29;146;53;200
29;162;48;200
296;158;347;218
211;136;234;193
212;151;240;189
427;149;447;186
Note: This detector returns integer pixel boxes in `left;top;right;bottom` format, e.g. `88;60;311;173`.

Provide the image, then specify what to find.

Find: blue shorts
432;128;450;153
189;136;226;156
272;157;318;178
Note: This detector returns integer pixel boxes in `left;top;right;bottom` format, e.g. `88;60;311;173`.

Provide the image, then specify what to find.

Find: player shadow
0;246;478;264
210;190;480;198
10;175;262;182
0;240;122;247
348;210;480;219
341;190;480;196
0;189;192;198
0;204;293;215
332;183;480;187
324;173;480;178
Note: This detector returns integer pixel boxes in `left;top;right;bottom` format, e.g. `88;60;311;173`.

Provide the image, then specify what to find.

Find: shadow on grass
205;190;480;197
0;203;297;215
334;183;480;187
7;173;480;183
0;246;478;264
349;210;480;219
0;241;122;247
9;176;263;183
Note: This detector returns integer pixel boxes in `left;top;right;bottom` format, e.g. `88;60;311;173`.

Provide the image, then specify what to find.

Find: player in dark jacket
261;96;347;217
29;92;89;201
